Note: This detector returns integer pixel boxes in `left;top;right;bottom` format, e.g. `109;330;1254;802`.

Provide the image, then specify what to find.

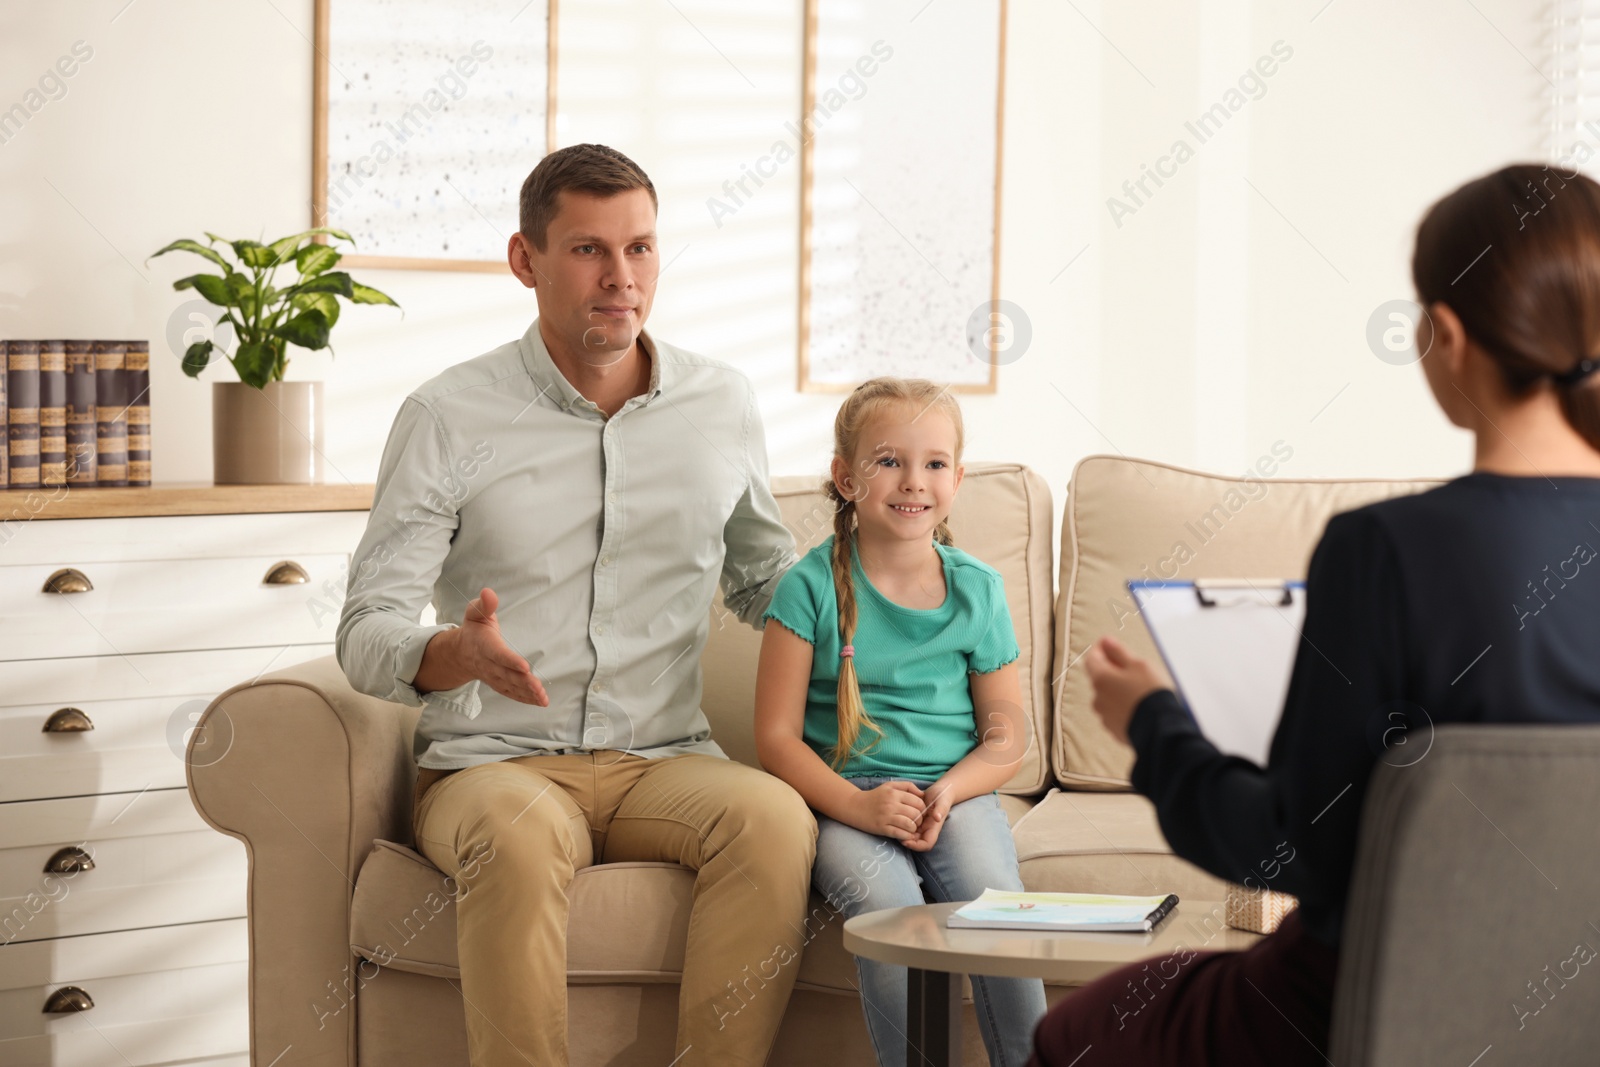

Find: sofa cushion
351;841;865;995
352;796;1043;993
701;462;1057;795
1011;789;1230;902
1051;455;1442;789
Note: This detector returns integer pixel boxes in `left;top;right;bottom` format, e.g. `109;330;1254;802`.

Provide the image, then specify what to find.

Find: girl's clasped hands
846;778;956;850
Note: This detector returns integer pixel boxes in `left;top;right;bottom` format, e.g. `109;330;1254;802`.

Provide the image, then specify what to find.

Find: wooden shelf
0;482;374;520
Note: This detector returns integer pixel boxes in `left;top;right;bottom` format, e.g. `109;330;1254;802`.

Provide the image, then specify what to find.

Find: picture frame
797;0;1008;393
309;0;558;273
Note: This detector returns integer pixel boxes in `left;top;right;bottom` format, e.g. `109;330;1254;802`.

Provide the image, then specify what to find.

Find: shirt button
595;625;605;635
600;556;612;566
594;682;606;694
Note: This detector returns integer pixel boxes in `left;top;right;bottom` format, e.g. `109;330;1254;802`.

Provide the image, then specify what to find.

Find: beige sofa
187;456;1439;1066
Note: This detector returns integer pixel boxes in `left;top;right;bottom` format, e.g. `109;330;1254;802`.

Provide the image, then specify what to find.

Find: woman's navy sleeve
1126;509;1408;906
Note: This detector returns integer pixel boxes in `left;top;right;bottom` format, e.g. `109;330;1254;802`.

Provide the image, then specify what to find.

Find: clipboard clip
1193;579;1294;608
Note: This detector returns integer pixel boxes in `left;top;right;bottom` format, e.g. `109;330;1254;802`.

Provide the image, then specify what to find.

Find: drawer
0;509;367;565
0;645;334;802
0;918;248;992
0;958;246;1067
0;920;248;1066
0;827;245;944
0;787;216;853
0;644;337;710
0;552;350;661
0;1044;248;1067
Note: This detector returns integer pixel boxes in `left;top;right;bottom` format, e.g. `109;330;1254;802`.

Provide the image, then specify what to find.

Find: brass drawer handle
44;846;94;874
42;567;93;594
263;560;310;585
42;707;95;732
43;986;94;1013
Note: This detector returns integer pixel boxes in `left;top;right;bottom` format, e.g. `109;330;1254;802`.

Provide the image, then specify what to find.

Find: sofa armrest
186;653;419;1067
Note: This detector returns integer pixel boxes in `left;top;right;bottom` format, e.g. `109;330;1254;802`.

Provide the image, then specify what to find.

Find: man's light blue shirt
336;319;799;769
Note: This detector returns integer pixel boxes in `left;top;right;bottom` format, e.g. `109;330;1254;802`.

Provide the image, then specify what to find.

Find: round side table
842;899;1262;1067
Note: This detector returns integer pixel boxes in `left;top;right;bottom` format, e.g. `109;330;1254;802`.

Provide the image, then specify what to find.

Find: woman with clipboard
1028;163;1600;1067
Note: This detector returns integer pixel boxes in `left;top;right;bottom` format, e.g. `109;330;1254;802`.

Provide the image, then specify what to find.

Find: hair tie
1555;358;1600;387
839;645;855;659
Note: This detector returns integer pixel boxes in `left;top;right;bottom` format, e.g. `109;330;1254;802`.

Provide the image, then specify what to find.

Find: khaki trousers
412;751;819;1067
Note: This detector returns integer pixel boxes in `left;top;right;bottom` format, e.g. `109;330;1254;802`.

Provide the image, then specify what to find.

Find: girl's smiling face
832;402;965;544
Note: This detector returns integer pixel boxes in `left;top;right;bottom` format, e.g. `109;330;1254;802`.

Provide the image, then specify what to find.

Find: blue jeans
813;777;1048;1067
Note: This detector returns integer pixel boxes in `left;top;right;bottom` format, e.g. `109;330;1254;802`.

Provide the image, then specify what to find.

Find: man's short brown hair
518;144;657;252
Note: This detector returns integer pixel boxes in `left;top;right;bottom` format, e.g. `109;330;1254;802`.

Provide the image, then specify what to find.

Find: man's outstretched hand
415;586;549;705
459;588;548;705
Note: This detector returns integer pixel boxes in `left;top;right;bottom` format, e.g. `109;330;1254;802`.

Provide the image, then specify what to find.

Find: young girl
754;377;1047;1067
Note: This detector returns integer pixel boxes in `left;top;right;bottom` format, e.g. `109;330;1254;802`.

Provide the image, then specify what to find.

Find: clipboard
1127;579;1307;767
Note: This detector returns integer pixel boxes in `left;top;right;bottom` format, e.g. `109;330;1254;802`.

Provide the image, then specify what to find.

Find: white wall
0;0;1546;542
1086;0;1545;492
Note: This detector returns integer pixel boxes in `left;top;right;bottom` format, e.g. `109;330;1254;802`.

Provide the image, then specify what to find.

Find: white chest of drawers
0;484;373;1067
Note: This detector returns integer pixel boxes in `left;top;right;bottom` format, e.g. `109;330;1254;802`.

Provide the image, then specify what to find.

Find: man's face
515;187;659;365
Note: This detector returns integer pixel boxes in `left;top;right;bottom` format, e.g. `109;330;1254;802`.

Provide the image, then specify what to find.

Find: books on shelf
66;340;96;485
947;889;1180;932
40;340;65;486
92;340;128;486
5;338;151;488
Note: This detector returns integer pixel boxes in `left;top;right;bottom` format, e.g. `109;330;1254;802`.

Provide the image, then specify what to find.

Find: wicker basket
1224;883;1299;933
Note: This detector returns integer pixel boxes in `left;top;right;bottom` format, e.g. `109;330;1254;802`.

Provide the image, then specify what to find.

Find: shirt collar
519;318;665;414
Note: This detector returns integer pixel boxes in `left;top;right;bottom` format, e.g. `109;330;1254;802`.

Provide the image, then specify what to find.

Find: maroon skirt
1027;909;1340;1067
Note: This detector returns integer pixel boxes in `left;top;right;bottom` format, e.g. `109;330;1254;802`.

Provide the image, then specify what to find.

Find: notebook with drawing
947;889;1180;932
1128;579;1307;767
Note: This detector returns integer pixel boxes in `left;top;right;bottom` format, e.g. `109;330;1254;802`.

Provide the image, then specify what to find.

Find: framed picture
310;0;557;272
798;0;1007;393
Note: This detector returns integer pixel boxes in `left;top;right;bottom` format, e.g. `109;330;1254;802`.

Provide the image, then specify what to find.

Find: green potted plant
148;227;399;485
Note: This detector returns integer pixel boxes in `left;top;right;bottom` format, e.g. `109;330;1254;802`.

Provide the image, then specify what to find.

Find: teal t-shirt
760;533;1021;780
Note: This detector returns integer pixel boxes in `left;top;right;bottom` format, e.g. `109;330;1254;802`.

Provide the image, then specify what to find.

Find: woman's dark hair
1412;163;1600;453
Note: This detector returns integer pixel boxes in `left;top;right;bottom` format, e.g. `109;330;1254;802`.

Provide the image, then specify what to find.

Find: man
336;143;815;1067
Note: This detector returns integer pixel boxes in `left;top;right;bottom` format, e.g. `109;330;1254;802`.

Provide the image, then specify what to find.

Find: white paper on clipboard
1127;579;1307;767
